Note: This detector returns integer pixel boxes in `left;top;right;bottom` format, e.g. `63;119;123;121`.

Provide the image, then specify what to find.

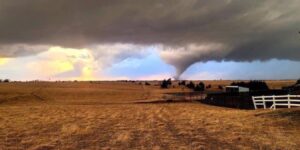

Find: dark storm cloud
0;44;49;57
0;0;300;75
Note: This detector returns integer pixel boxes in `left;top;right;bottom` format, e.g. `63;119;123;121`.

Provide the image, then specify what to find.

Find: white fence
252;95;300;110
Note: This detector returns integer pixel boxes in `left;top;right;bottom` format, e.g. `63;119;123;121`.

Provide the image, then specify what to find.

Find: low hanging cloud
1;0;300;77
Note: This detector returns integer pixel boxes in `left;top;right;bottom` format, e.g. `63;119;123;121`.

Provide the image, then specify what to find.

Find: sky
0;0;300;81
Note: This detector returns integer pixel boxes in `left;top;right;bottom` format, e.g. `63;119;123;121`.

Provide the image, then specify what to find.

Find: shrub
145;82;151;86
297;79;300;84
3;79;9;83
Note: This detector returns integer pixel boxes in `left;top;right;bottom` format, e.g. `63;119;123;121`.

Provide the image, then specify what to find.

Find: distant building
225;86;249;93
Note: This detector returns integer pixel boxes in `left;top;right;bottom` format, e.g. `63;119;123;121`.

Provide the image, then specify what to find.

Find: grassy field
0;80;299;149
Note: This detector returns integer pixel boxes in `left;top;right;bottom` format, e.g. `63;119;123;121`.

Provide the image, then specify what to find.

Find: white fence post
262;96;266;109
252;95;300;110
272;95;276;110
288;94;291;108
252;97;257;110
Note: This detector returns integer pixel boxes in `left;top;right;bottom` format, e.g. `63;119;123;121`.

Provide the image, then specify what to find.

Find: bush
297;79;300;84
3;79;9;83
145;82;151;86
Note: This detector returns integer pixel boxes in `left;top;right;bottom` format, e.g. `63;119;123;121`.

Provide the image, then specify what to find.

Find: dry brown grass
0;81;299;149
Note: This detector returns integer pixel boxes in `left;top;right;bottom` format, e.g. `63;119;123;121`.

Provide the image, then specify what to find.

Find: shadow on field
134;99;198;104
254;109;300;125
255;109;300;118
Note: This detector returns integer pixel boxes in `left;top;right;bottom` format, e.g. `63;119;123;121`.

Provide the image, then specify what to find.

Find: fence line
252;95;300;110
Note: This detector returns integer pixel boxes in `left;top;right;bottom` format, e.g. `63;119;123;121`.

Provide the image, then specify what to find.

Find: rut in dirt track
85;104;235;149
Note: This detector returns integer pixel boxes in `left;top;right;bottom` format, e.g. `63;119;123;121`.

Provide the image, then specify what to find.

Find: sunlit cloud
0;46;99;80
37;46;98;80
181;71;226;80
0;58;10;66
0;44;160;80
136;74;174;80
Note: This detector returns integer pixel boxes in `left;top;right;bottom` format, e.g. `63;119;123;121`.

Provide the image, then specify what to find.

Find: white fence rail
252;95;300;110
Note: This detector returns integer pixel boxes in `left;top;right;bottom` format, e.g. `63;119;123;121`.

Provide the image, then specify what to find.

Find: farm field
0;80;299;149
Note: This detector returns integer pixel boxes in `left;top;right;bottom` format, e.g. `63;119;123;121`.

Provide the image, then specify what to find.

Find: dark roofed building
283;84;300;94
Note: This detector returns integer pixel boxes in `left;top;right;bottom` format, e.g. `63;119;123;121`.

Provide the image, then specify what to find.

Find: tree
161;78;172;89
297;79;300;84
178;80;186;86
195;82;205;91
231;80;269;91
167;78;172;85
161;80;168;88
231;81;247;87
248;80;269;91
186;81;195;89
206;84;212;89
218;85;223;90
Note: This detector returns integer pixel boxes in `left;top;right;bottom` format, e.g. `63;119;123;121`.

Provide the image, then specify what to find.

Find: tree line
161;78;206;92
0;79;10;82
230;80;269;91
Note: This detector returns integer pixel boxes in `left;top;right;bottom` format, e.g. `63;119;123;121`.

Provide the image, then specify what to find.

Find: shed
225;86;249;93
